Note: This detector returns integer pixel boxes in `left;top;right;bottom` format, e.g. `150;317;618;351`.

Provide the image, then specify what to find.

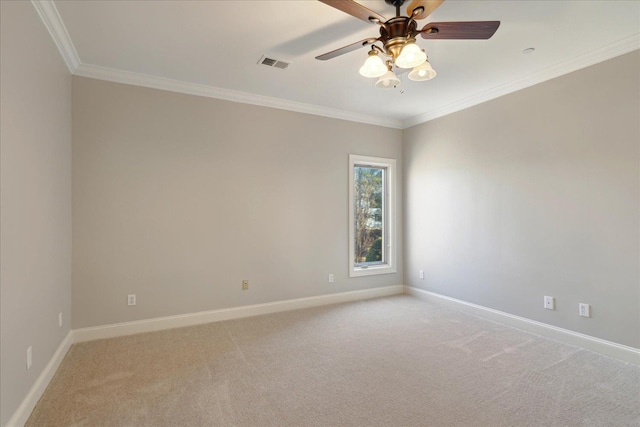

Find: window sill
350;264;396;278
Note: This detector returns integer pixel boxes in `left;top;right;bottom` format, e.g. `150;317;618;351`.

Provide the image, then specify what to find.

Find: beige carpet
27;295;640;426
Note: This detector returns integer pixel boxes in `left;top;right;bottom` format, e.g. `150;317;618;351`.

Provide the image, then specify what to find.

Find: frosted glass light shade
375;70;401;89
359;51;387;78
408;60;437;81
395;41;426;69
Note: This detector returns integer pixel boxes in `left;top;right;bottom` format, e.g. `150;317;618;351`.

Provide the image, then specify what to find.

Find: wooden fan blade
319;0;386;24
316;38;380;60
420;21;500;39
407;0;444;20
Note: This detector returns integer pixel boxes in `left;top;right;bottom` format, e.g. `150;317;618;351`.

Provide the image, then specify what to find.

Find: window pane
354;166;385;266
348;154;395;277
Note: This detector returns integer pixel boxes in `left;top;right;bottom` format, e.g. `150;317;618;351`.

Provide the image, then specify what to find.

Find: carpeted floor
27;295;640;426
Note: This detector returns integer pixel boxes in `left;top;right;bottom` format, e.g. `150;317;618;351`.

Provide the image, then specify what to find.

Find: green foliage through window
365;237;383;262
354;166;384;265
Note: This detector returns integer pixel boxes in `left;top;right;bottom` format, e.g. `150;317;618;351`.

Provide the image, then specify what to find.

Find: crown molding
74;63;404;129
31;0;80;73
30;0;637;131
31;0;400;128
403;34;640;129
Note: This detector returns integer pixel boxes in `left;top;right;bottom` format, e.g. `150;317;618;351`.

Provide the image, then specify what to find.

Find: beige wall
0;2;73;425
72;77;403;328
403;51;640;348
3;6;636;422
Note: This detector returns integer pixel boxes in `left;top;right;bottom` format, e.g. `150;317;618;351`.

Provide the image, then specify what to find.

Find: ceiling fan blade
420;21;500;39
318;0;386;24
316;38;380;60
407;0;444;20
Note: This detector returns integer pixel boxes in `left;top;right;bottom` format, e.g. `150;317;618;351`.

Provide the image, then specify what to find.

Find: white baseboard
6;331;73;427
404;286;640;365
8;286;402;426
74;285;404;343
11;284;634;427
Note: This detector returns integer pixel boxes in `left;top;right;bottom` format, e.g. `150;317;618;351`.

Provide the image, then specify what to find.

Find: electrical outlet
419;270;424;279
58;312;62;328
27;346;32;370
242;280;249;290
128;294;136;306
328;274;334;283
579;303;591;317
544;296;555;310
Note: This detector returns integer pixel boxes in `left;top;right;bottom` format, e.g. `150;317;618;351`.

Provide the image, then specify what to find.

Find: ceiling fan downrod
385;0;406;17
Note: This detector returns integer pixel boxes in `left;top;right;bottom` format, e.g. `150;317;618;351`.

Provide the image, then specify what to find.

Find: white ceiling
45;0;640;128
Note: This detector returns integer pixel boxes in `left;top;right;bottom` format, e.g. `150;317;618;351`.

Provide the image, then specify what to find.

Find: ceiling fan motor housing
379;17;419;61
315;0;501;73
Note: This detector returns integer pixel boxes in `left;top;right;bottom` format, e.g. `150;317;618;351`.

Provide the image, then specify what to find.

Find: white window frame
348;154;396;277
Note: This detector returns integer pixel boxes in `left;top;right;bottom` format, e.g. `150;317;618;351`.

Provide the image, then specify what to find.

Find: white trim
6;331;73;427
348;155;397;278
31;0;80;73
6;286;637;426
404;286;640;365
27;0;401;128
6;287;403;425
29;0;638;130
73;64;403;129
402;36;640;128
74;285;404;343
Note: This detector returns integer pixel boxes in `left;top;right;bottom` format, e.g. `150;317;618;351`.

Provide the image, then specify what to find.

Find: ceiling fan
315;0;500;89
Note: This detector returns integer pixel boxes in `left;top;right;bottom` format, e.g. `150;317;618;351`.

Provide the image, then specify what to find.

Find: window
349;155;396;277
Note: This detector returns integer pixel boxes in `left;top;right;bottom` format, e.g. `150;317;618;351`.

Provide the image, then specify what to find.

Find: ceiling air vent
258;55;290;70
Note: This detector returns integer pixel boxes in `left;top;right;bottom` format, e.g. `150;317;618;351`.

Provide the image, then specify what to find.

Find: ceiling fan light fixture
408;59;437;81
375;68;401;89
395;39;427;69
359;49;387;78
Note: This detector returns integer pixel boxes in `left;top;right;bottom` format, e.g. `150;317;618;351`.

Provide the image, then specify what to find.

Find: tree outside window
354;166;384;265
349;155;396;277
